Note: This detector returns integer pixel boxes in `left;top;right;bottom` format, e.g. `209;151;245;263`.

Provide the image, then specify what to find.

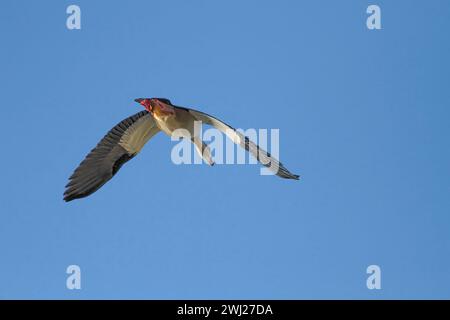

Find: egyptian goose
64;98;299;201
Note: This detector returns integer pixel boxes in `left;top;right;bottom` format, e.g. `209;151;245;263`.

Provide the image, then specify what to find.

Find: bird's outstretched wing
64;111;159;202
185;108;299;180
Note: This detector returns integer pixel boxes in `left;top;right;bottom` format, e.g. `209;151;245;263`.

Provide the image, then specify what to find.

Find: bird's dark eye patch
157;98;172;105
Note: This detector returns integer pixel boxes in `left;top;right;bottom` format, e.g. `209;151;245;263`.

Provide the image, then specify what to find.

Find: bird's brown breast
153;107;196;137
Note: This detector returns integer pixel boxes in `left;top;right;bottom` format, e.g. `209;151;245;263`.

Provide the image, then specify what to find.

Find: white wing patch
119;114;159;154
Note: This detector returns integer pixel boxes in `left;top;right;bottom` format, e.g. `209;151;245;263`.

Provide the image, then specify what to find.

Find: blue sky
0;0;449;299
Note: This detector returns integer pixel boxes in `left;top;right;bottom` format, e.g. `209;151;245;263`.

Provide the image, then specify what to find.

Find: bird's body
153;104;192;136
64;98;299;202
150;102;214;165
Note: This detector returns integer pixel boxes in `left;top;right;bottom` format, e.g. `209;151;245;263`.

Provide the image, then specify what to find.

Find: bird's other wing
185;108;299;180
64;111;160;202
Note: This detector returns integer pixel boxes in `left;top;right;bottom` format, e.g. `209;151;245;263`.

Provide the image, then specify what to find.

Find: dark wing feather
64;111;159;202
185;108;299;180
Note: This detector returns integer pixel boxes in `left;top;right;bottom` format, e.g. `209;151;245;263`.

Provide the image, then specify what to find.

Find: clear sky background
0;0;449;299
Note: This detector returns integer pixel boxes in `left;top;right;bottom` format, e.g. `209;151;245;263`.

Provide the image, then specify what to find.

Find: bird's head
134;98;172;113
134;98;153;112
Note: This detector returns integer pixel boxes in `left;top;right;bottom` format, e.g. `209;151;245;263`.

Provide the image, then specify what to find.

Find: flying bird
64;98;299;202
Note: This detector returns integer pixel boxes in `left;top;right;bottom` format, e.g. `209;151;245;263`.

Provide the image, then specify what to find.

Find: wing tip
63;192;79;202
277;171;300;180
63;195;74;202
63;187;95;202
